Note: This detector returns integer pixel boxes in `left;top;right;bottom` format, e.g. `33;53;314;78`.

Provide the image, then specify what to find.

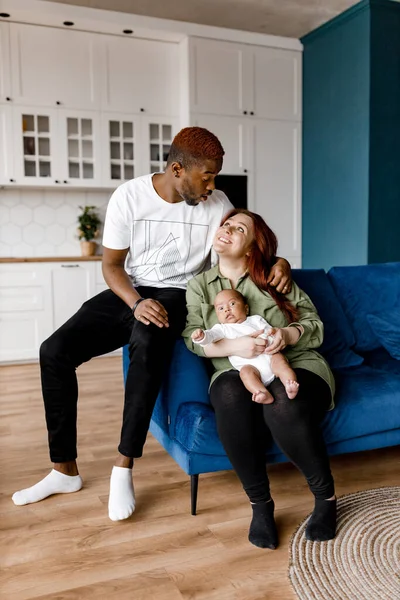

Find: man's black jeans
40;287;187;463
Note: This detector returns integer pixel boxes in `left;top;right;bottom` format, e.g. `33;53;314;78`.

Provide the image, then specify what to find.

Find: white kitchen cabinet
9;23;101;110
252;46;301;121
11;107;102;187
50;262;94;331
251;119;301;259
0;105;16;186
102;113;178;185
12;107;59;186
143;117;177;175
0;264;53;362
58;110;102;187
0;261;115;363
192;114;250;175
0;22;11;104
189;38;251;117
189;37;301;121
101;36;180;116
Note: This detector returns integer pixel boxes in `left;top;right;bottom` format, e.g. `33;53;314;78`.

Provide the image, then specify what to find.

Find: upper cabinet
9;24;101;110
189;38;251;117
0;22;11;103
189;37;301;121
101;36;180;116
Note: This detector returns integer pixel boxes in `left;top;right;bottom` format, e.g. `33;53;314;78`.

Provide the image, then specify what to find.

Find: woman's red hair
223;209;298;323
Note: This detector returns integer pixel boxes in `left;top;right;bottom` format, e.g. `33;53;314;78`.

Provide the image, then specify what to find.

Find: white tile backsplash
0;189;111;257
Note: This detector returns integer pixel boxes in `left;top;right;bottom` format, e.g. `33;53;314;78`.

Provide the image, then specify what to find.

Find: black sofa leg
191;474;199;515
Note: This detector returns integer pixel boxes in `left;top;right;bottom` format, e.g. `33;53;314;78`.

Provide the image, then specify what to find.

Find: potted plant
77;205;101;256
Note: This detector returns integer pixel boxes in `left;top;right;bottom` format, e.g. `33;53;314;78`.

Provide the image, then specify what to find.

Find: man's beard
184;197;200;206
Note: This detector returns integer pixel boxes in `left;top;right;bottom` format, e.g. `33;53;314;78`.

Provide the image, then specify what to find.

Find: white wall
0;189;111;257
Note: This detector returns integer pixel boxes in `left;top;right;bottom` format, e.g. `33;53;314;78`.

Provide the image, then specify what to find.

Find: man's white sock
108;466;135;521
12;470;83;506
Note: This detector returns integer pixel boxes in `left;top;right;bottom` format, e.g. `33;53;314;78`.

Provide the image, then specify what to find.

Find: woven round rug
289;487;400;600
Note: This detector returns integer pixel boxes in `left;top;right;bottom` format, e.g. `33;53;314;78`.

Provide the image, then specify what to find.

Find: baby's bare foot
252;390;274;404
285;380;299;399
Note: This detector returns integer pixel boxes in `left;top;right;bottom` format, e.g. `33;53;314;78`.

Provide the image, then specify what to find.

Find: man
12;127;291;520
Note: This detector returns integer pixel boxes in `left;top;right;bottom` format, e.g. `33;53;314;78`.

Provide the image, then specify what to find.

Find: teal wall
368;2;400;263
302;3;371;269
302;0;400;269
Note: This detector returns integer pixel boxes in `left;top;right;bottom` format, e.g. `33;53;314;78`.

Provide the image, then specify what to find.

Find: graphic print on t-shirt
130;219;209;286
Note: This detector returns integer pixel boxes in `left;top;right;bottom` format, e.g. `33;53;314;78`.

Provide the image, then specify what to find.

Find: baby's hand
192;329;205;342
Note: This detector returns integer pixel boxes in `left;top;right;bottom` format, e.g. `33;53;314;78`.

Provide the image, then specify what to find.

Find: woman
182;209;336;549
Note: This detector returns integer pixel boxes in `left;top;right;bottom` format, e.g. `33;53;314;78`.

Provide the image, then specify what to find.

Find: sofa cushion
362;348;400;375
321;365;400;443
292;269;363;369
367;310;400;360
328;262;400;352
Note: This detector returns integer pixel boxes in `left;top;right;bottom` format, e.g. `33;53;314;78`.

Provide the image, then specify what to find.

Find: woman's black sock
305;498;337;542
248;499;278;549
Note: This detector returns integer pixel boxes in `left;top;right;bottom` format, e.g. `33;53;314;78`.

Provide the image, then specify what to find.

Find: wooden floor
1;358;399;600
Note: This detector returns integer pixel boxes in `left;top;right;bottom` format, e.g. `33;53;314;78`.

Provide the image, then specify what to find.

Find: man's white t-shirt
102;174;233;290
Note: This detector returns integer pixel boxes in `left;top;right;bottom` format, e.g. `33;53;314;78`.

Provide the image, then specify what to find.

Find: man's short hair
166;127;225;169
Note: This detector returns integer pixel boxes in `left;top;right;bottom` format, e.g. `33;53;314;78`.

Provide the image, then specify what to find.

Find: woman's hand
267;257;292;294
265;327;301;354
231;330;268;358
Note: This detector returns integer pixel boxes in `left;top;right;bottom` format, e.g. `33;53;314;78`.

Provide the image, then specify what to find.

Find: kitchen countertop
0;256;103;263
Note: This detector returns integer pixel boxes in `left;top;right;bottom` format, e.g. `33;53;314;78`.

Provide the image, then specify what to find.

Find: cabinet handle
9;178;15;183
250;111;254;116
56;101;62;106
243;110;247;115
63;180;69;184
140;108;145;112
5;96;12;102
55;180;61;184
244;169;248;173
61;264;80;268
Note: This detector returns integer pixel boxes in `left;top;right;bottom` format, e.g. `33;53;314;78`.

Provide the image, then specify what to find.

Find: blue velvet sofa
123;262;400;514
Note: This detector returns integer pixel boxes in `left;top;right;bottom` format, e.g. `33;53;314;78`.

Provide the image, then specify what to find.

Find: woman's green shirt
182;266;335;409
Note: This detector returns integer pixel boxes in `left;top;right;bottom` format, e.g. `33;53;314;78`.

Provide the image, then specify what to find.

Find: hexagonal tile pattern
46;223;66;245
0;205;10;225
44;190;65;208
12;242;34;257
24;190;43;208
10;204;33;227
58;242;80;256
23;222;45;245
56;204;78;227
0;223;22;245
35;243;56;256
1;190;21;207
0;242;11;256
34;205;56;226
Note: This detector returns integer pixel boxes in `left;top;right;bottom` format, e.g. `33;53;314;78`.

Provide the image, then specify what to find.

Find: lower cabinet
0;260;116;363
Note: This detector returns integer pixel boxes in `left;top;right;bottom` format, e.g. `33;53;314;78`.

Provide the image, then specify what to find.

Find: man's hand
192;329;205;342
267;257;292;294
134;298;169;328
232;330;267;358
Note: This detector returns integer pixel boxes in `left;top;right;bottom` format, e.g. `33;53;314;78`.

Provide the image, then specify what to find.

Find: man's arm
267;257;292;293
102;247;168;327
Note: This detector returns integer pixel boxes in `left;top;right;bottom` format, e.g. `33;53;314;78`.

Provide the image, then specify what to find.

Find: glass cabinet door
58;111;102;187
13;108;57;185
148;121;174;173
102;114;139;187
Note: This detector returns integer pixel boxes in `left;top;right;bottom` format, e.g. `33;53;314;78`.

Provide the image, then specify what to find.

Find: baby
191;289;299;404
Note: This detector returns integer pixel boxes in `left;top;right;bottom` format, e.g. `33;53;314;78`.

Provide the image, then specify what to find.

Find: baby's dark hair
166;127;224;170
214;289;248;306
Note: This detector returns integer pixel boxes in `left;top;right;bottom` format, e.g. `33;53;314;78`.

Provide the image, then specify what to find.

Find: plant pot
80;240;97;257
